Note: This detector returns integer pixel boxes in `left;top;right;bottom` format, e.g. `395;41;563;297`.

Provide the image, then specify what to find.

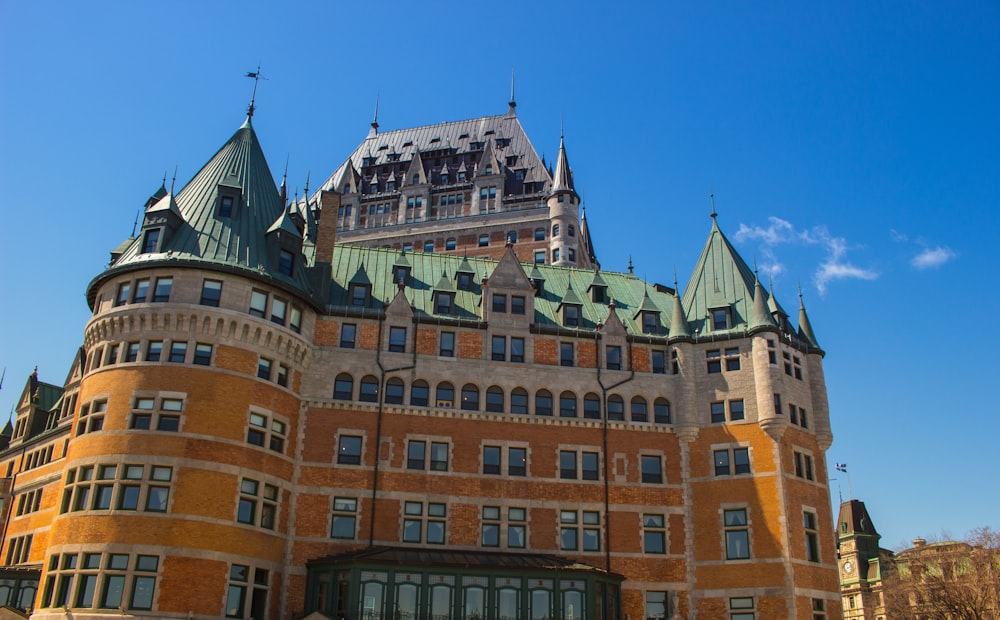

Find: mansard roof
838;500;880;540
91;117;313;302
320;113;551;192
326;245;681;334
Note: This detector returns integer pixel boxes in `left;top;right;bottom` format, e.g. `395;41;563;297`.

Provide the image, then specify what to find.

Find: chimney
315;190;340;266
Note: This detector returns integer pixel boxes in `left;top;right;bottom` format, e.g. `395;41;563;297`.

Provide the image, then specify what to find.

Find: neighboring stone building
837;500;892;619
0;99;841;619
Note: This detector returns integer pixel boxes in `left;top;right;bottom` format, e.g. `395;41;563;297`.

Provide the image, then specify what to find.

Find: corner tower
35;114;315;619
546;133;580;266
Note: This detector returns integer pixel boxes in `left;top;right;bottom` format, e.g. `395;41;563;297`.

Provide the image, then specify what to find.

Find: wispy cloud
735;216;877;295
910;246;956;270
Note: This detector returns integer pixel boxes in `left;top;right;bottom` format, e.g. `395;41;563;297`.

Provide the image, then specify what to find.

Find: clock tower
837;499;888;619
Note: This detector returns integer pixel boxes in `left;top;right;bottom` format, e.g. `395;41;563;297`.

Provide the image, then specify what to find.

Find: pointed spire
710;187;717;220
279;155;289;205
749;272;778;331
669;284;692;341
627;256;634;274
245;63;263;122
369;92;380;137
508;69;517;116
797;285;821;349
550;125;576;195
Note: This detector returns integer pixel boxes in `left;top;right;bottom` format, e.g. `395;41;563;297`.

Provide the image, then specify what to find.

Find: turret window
569;225;576;237
270;298;287;326
553;224;560;237
568;248;576;262
115;282;131;306
553;248;561;262
152;277;172;302
200;280;223;306
141;228;160;254
133;279;150;303
278;250;294;276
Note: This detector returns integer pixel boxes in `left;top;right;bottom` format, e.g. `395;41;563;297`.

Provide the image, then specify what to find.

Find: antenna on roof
710;186;717;219
169;165;178;194
245;63;264;119
508;69;517;115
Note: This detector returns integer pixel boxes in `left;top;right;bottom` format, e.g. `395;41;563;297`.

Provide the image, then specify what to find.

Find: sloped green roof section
36;382;64;412
681;218;758;335
106;117;312;296
326;245;680;333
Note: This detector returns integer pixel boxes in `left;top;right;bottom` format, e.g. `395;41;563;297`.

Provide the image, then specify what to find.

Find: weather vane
245;63;266;118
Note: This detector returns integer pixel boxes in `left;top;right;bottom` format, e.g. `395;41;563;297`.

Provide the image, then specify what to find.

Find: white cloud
910;246;956;270
736;216;878;296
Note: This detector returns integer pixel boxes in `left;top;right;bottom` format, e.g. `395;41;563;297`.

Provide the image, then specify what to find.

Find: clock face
843;560;854;574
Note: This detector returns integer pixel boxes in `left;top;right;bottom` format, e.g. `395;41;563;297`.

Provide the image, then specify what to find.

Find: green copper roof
326;245;680;333
798;296;821;350
682;217;759;335
749;276;778;331
669;290;692;340
100;117;312;298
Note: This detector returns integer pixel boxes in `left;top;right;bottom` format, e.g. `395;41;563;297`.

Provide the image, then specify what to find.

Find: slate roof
320;113;551;193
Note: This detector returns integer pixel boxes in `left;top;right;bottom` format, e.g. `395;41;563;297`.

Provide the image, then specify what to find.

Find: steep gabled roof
682;217;758;335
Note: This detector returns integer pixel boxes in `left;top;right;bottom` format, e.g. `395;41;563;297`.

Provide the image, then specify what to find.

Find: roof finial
673;267;678;291
245;63;264;120
798;280;804;306
370;92;380;136
560;113;564;141
508;69;517;115
169;165;178;194
710;185;717;219
131;208;140;238
628;255;634;274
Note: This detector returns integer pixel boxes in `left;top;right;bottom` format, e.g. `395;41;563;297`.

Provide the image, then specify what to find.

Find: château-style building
0;96;841;620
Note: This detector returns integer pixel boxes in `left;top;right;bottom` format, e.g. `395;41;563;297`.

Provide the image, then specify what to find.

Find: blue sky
1;1;997;548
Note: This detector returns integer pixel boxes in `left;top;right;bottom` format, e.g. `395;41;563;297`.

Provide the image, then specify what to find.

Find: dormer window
457;273;472;291
141;228;161;254
394;266;410;284
485;165;493;174
350;284;369;307
219;195;234;217
441;173;449;184
592;286;608;303
563;305;581;327
369;181;378;193
342;184;351;194
434;292;454;315
387;180;396;191
711;308;730;331
278;250;294;277
458;171;466;181
412;175;420;184
642;311;659;334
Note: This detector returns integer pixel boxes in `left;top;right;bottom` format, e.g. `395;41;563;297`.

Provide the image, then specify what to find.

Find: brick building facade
0;100;841;619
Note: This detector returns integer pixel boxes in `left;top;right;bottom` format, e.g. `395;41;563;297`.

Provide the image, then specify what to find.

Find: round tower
546;134;580;266
33;116;315;619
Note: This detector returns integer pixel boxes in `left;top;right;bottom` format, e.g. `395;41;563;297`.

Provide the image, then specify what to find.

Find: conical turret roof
798;294;821;350
669;289;692;341
550;135;576;195
749;275;778;331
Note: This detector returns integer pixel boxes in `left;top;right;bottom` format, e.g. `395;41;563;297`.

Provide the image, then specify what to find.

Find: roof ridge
364;113;520;137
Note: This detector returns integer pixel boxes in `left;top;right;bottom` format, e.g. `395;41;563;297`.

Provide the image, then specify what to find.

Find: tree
882;527;1000;619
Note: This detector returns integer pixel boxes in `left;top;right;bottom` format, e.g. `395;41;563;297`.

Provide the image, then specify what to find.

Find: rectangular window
492;336;506;361
812;598;825;620
730;400;745;421
724;509;750;560
403;501;447;544
152;277;172;303
730;596;755;620
388;327;406;352
560;342;574;367
331;497;357;539
337;435;362;465
805;511;820;562
483;445;500;475
278;249;294;276
250;290;268;318
559;450;577;480
652;350;666;374
641;455;663;483
560;510;601;552
270;298;287;326
492;294;507;313
581;451;599;480
509;447;527;476
710;402;725;423
606;345;622;371
200;280;223;306
125;342;140;362
715;448;750;475
482;506;501;547
237;478;277;529
115;282;131;307
193;343;212;365
563;305;579;327
340;323;357;348
146;340;163;362
643;515;667;554
725;347;741;371
706;349;722;373
141;229;160;254
407;441;426;470
510;337;524;363
132;279;149;303
429;442;448;471
711;308;729;330
289;306;302;333
168;341;187;363
257;357;272;380
440;331;455;357
511;296;525;315
534;250;545;263
247;412;286;454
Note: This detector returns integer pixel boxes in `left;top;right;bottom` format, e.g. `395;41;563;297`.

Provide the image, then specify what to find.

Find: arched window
334;373;353;400
607;395;624;421
535;390;553;416
511;388;529;415
461;384;480;411
385;378;404;405
360;375;379;403
486;386;505;413
411;380;429;407
631;396;648;422
560;391;577;418
436;382;455;408
654;398;671;424
583;393;601;419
